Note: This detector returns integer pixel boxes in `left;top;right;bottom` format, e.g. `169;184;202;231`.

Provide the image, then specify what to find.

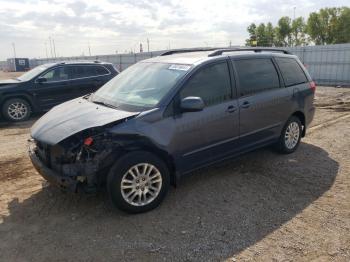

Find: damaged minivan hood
31;98;139;145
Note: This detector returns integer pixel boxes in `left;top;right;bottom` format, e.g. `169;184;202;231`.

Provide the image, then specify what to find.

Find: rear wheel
107;151;170;213
276;116;302;154
2;98;31;122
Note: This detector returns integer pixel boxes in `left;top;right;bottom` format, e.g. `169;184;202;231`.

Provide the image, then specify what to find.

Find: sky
0;0;349;60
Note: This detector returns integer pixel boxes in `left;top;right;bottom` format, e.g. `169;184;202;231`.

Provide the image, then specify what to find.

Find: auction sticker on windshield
168;64;191;71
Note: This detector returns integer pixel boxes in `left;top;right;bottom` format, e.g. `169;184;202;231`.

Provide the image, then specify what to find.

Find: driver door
169;61;239;173
33;66;74;110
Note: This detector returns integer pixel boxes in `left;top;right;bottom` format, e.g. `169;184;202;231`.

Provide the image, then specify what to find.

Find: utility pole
45;42;48;59
88;41;91;56
140;43;143;53
229;40;232;47
147;38;150;52
12;42;16;58
49;36;53;58
293;6;296;20
52;38;57;58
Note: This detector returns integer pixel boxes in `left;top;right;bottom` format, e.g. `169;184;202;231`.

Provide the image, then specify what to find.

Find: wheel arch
1;94;35;112
291;111;306;137
104;135;177;187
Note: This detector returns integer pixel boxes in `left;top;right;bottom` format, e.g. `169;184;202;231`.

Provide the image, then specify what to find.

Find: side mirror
37;77;47;83
180;96;205;112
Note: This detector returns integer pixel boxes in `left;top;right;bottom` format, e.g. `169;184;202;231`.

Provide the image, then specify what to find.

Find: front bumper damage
28;139;103;193
29;147;79;191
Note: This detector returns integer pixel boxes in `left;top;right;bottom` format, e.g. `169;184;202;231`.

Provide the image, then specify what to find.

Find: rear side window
234;58;280;96
70;65;109;79
70;66;86;79
275;57;308;87
180;62;231;106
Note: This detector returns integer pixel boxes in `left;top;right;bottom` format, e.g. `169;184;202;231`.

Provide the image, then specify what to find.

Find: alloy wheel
284;122;300;149
120;163;162;207
7;102;28;120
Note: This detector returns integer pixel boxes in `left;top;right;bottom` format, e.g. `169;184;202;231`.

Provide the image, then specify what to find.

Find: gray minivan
29;48;315;213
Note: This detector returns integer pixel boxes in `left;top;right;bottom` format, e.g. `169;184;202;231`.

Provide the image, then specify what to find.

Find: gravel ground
0;71;349;261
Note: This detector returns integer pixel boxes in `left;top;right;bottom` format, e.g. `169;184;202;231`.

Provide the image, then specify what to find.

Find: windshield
17;64;51;81
92;62;190;108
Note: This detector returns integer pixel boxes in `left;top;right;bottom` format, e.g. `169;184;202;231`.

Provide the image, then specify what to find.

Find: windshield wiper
92;100;118;109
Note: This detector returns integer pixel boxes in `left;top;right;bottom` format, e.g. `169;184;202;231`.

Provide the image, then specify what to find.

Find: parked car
0;61;118;121
29;48;315;213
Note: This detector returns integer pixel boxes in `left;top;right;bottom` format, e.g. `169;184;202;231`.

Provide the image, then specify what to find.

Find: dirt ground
0;71;22;80
0;71;349;261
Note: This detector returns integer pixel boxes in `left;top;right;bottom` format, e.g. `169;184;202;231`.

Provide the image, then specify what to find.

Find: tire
276;116;302;154
2;98;32;122
107;151;170;213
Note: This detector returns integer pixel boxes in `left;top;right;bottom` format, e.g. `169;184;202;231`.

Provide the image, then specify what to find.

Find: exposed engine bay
30;126;126;192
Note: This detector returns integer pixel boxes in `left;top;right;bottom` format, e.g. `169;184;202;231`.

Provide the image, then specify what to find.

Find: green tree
275;16;292;46
291;17;307;46
245;23;257;46
307;7;341;44
306;12;324;44
245;6;350;47
335;7;350;43
265;22;275;47
256;23;266;46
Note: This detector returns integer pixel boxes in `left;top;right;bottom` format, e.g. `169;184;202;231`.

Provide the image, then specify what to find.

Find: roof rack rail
208;47;292;57
160;48;217;56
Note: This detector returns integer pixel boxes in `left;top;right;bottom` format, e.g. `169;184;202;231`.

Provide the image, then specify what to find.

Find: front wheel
276;116;302;154
107;151;170;213
2;98;32;122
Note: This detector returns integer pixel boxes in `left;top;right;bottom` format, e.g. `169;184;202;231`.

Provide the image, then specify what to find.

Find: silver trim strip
35;64;111;84
183;136;239;157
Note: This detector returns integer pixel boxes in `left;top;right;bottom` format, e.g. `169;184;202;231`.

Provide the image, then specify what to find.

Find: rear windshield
275;57;308;87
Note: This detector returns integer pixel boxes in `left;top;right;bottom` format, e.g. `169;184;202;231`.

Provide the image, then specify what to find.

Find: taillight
84;137;94;146
310;81;316;92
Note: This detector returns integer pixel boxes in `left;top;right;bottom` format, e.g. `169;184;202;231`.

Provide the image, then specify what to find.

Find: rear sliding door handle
240;101;250;109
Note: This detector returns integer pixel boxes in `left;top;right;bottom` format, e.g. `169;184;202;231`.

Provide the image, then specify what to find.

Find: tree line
246;7;350;47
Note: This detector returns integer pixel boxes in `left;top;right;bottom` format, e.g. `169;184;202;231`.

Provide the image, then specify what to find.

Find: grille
35;141;51;167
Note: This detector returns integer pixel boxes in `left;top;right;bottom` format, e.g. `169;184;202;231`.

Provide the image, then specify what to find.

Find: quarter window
234;58;280;96
94;66;109;75
275;57;308;87
180;62;232;106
